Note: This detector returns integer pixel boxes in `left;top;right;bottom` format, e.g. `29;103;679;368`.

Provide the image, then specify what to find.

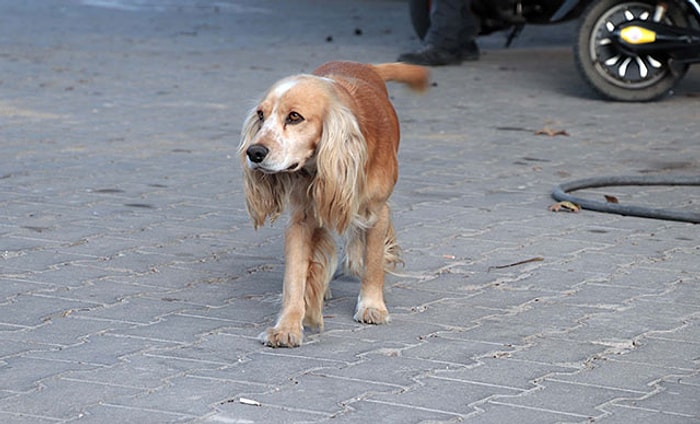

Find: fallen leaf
549;201;581;213
535;127;570;137
604;195;619;204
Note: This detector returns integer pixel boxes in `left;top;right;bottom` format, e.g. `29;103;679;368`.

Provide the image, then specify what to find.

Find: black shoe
397;44;462;66
460;41;480;61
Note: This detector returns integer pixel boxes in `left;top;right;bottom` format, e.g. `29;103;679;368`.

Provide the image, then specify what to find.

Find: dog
239;61;429;347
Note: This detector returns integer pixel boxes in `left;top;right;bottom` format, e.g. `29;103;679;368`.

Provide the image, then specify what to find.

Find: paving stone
239;372;399;416
65;353;213;391
369;375;517;418
27;332;179;366
1;250;96;274
547;359;672;394
0;294;103;328
191;349;348;387
0;378;142;420
434;357;574;392
201;402;330;424
108;375;265;417
49;278;169;305
339;400;462;423
562;300;697;344
74;297;192;325
0;356;98;392
613;380;700;419
0;279;53;302
507;335;606;368
609;336;699;371
491;379;634;418
464;401;586;423
75;403;196;424
112;313;240;344
9;263;131;288
0;411;60;424
596;404;699;424
399;336;494;367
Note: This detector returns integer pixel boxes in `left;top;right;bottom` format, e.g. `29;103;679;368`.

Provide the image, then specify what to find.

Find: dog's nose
246;145;269;163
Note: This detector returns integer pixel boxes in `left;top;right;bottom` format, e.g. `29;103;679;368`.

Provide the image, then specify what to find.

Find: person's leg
398;0;479;66
457;0;480;60
424;0;464;52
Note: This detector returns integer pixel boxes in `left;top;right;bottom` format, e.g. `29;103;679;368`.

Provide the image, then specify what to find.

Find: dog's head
241;75;335;174
239;74;367;231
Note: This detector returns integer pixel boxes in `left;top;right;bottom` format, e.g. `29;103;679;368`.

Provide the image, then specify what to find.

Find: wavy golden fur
239;61;428;347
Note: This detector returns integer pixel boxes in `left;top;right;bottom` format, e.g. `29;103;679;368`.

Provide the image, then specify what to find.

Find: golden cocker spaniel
239;61;429;347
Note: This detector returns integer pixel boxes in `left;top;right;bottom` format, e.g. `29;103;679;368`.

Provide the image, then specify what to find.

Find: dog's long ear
312;102;367;234
239;108;288;228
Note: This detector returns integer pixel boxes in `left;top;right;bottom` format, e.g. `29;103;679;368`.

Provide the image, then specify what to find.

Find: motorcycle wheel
409;0;430;41
574;0;689;101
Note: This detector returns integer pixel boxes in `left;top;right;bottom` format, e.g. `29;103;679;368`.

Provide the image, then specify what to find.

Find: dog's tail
372;63;430;92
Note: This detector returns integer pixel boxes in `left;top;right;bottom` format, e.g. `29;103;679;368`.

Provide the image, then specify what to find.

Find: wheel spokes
592;3;670;86
636;56;648;78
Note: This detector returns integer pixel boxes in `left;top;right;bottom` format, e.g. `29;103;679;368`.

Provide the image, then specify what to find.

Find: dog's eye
286;111;304;125
257;110;264;121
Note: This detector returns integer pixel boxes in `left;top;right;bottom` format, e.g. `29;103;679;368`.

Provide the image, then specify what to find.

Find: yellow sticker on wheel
620;26;657;44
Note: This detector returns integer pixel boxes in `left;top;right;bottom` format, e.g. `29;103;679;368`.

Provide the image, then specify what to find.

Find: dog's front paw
354;301;390;325
258;325;303;348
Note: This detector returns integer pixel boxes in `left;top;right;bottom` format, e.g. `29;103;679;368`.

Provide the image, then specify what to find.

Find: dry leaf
535;127;570;137
604;195;619;204
549;201;581;213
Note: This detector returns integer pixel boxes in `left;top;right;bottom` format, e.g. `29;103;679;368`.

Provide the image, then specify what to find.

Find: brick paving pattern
1;1;699;423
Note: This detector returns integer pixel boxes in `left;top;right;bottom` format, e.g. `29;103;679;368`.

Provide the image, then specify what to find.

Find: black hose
551;175;700;224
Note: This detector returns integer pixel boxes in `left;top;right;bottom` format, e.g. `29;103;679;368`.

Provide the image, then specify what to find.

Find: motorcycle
409;0;700;101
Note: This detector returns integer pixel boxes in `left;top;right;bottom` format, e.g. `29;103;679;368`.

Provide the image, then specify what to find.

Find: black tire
409;0;430;41
574;0;689;101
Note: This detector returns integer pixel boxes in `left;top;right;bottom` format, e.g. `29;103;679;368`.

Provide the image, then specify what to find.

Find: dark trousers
425;0;479;51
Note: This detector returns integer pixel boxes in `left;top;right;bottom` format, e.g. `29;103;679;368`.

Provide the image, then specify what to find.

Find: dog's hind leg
383;213;403;272
303;227;337;331
354;203;391;325
343;223;365;278
344;206;401;276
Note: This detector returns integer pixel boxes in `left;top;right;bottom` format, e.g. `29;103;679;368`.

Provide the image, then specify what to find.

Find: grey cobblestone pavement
1;0;699;422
